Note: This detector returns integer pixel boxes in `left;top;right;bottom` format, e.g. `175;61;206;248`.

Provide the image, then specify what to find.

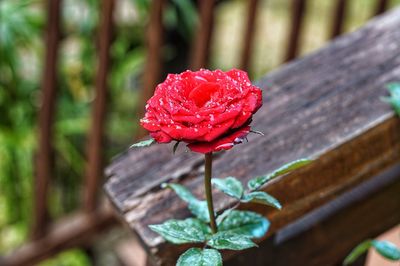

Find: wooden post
284;0;307;62
84;0;115;212
32;0;62;240
137;0;166;137
240;0;260;73
190;0;215;70
330;0;347;39
374;0;389;16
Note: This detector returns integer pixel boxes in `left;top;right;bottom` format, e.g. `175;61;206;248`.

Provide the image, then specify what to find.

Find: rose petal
171;113;205;124
140;118;160;131
187;126;251;153
207;105;241;125
150;131;172;143
161;124;208;140
202;119;235;142
232;111;252;129
189;82;220;107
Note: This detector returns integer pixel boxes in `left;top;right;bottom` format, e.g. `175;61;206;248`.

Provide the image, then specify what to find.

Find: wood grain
227;164;400;266
105;8;400;265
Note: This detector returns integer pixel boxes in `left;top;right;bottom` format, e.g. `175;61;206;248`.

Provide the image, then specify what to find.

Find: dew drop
194;75;207;82
215;143;234;149
234;137;243;144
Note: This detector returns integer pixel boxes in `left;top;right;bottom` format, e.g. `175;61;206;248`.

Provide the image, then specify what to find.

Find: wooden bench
104;8;400;266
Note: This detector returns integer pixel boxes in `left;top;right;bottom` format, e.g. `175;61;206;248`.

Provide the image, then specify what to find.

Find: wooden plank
105;144;204;212
32;0;62;239
2;206;116;266
84;0;115;212
105;8;400;265
190;0;215;70
284;0;307;61
330;0;347;39
240;0;260;72
227;164;400;265
145;116;400;265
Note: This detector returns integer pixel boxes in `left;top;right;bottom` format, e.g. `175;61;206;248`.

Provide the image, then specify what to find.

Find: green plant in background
0;0;44;251
38;249;92;266
0;0;198;261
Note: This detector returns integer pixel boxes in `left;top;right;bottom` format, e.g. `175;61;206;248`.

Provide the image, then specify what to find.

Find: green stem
204;152;217;234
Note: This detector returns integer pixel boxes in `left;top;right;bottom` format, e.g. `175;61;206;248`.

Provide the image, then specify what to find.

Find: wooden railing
104;7;400;266
1;0;396;265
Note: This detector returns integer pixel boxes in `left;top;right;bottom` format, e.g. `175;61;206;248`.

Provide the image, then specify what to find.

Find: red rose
140;69;263;153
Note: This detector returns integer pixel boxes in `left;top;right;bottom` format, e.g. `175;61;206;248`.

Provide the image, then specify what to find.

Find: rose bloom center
188;82;220;107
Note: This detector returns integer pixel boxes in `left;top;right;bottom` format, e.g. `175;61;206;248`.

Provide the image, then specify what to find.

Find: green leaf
242;191;282;209
207;232;256;250
130;138;155;148
248;158;312;190
212;177;244;199
177;248;222;266
387;82;400;96
163;183;210;222
343;240;372;265
216;208;233;225
188;201;210;223
385;82;400;116
149;218;210;244
372;240;400;261
218;210;269;238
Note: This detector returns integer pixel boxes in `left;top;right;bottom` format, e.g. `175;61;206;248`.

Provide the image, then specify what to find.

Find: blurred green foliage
0;0;198;262
0;0;44;252
38;249;92;266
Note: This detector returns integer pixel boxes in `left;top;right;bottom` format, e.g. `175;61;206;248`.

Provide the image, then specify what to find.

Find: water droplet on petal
215;143;234;150
234;137;243;144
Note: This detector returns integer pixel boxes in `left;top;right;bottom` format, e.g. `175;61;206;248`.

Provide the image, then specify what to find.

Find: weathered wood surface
105;8;400;265
227;163;400;266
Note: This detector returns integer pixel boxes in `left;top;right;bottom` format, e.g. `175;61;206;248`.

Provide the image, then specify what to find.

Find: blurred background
1;0;400;265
